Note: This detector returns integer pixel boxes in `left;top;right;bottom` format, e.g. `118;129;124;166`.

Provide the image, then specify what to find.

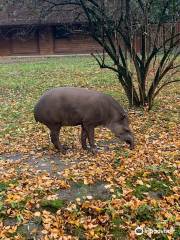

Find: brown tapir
34;87;134;154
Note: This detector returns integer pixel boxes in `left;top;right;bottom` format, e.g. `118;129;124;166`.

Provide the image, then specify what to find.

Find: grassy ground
0;56;179;239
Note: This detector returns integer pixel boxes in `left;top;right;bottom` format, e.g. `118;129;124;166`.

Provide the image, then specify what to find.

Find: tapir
34;87;134;153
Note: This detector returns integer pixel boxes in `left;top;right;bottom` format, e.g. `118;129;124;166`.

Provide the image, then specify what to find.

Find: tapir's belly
58;110;83;126
37;101;96;126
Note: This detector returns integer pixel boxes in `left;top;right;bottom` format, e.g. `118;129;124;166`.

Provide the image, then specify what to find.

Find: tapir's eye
120;114;126;120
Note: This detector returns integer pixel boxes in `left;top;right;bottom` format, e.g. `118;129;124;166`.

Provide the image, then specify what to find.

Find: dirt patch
58;181;111;202
0;153;74;177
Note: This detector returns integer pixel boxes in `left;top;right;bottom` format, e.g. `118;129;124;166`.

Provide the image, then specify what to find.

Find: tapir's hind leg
48;124;66;154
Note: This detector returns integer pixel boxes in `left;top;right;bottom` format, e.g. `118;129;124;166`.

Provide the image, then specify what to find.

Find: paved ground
0;54;91;64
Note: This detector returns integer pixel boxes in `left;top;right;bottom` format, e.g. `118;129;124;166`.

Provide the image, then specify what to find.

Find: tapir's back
43;87;101;105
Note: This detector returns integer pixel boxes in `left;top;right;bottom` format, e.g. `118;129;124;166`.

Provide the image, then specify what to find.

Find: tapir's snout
125;134;135;150
118;132;135;150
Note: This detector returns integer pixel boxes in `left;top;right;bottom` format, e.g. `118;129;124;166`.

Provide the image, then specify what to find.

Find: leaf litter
0;57;179;239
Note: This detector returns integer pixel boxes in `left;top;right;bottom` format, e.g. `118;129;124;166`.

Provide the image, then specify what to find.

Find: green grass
133;178;173;200
111;227;128;239
40;199;65;212
174;226;180;239
0;180;18;192
125;165;176;200
10;200;27;211
136;204;157;222
0;182;9;192
0;56;123;138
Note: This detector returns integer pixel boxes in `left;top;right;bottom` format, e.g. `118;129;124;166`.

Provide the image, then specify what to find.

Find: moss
127;166;175;200
73;226;85;239
40;199;65;212
114;187;123;198
154;234;169;240
111;227;128;240
10;196;31;211
0;180;19;193
0;182;9;192
146;165;176;182
150;179;172;196
136;204;156;222
133;185;149;200
173;226;180;240
10;201;26;211
112;217;124;226
113;158;121;166
34;188;46;198
0;201;6;219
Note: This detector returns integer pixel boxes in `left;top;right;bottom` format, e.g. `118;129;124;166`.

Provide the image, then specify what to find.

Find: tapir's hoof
54;145;67;154
129;144;135;150
82;145;88;150
62;145;69;151
60;145;70;154
60;148;66;155
90;147;98;155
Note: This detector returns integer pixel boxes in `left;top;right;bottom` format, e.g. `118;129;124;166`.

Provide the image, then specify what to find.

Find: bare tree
3;0;179;109
80;0;180;109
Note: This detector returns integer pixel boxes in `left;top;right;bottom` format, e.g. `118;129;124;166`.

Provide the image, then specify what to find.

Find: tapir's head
108;113;135;149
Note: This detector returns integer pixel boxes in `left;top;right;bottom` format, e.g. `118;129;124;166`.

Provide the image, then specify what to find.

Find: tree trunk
118;75;141;107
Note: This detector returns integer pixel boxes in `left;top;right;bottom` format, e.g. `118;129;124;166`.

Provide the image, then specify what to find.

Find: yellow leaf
136;180;144;185
34;211;41;217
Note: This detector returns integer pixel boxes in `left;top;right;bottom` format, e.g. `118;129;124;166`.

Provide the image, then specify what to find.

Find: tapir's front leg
81;126;88;150
84;125;97;154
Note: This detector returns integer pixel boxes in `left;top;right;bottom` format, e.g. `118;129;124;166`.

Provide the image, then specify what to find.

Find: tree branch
154;79;180;98
91;52;119;73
